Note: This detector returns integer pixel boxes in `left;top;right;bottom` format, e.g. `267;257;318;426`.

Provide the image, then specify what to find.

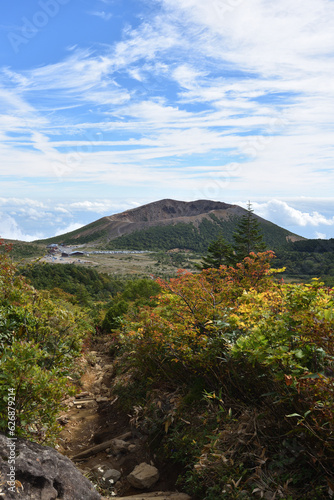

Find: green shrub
0;240;93;443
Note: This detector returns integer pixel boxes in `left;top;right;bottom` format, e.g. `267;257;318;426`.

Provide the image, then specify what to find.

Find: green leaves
199;235;234;269
0;242;93;443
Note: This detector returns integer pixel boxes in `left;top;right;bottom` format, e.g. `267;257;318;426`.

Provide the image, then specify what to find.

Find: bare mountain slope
39;199;303;250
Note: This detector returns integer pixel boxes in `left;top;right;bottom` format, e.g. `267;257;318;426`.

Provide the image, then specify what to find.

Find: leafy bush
0;341;74;441
0;241;93;443
102;299;129;331
120;251;277;382
115;251;334;497
101;278;161;333
231;279;334;375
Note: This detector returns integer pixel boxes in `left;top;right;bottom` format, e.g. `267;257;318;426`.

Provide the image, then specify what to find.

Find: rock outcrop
0;433;101;499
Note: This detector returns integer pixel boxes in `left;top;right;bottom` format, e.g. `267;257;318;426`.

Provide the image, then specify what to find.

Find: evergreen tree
232;202;266;262
199;235;234;269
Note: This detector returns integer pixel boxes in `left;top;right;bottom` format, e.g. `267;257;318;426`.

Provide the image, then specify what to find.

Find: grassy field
42;252;163;275
14;241;200;277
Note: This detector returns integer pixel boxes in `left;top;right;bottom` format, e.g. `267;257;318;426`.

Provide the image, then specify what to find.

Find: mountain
38;199;304;252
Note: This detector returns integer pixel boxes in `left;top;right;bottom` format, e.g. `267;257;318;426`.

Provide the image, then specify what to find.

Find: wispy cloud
88;11;112;21
1;0;334;238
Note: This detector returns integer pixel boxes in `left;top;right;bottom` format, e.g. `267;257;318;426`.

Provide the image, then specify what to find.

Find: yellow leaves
268;266;286;275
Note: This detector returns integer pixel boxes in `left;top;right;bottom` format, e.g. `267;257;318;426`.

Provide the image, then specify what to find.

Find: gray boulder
127;462;160;489
0;433;100;499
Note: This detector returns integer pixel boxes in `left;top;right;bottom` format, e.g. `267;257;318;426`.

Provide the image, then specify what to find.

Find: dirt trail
55;336;184;499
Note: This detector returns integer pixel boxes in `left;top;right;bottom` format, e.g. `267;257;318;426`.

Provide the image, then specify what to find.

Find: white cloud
0;198;47;209
160;0;334;77
0;213;43;241
251;199;334;227
0;0;334;240
68;200;120;213
54;207;70;214
172;64;206;89
88;11;112;21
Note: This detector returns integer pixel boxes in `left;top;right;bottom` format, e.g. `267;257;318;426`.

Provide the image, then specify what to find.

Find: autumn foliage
118;251;334;497
122;251;278;375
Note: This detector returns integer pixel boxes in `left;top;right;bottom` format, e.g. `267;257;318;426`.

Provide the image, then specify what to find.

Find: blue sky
1;0;334;241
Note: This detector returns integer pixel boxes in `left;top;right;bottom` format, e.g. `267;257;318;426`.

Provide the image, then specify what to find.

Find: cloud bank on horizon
0;0;333;241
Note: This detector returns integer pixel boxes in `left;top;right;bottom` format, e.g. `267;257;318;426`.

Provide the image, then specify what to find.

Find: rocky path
56;337;191;500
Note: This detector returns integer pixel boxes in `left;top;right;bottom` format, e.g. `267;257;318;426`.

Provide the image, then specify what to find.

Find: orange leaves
121;252;280;379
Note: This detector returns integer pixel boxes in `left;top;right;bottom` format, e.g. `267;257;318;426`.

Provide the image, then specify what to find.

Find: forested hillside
106;216;295;253
276;238;334;285
20;263;125;304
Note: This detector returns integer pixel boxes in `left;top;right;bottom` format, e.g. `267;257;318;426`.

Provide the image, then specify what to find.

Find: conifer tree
199;234;234;269
232;201;266;263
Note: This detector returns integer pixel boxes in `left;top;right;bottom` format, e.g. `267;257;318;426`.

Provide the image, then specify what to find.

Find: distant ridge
38;199;305;251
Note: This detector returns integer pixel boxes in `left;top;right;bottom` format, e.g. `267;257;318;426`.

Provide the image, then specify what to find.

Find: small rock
127;462;159;489
76;391;90;398
128;444;136;452
103;468;121;483
112;439;129;453
57;415;69;425
63;397;75;405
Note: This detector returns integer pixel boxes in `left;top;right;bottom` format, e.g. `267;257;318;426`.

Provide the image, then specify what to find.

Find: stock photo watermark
8;0;71;54
240;114;290;158
195;162;241;200
53;130;105;180
7;388;17;493
213;0;245;18
195;112;290;200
